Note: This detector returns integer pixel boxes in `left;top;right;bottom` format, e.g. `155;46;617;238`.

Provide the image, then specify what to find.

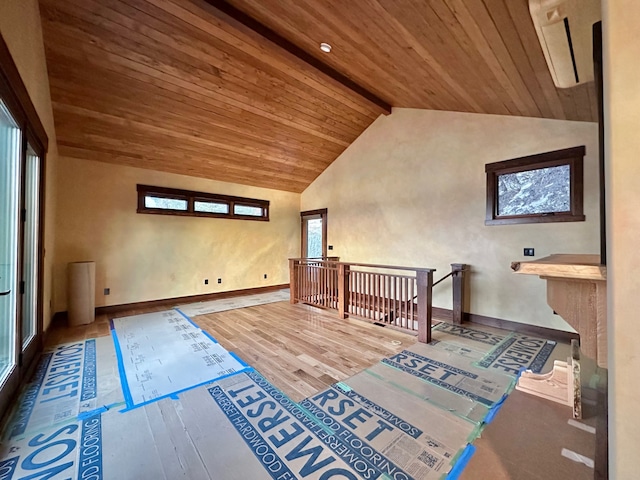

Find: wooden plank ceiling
40;0;597;193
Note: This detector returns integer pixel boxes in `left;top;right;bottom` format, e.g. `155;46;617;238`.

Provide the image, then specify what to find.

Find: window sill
485;214;586;226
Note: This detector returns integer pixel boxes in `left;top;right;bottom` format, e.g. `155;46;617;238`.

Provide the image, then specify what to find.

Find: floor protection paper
209;370;450;480
111;309;251;409
431;323;509;352
0;383;277;480
388;344;515;408
475;334;557;376
176;289;290;317
300;376;479;479
431;323;559;376
365;363;490;425
2;337;123;440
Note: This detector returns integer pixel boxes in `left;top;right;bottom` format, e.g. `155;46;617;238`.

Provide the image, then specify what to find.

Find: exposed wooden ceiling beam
203;0;393;115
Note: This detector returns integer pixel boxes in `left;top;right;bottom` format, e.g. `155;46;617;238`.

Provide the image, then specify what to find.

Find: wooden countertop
511;254;607;281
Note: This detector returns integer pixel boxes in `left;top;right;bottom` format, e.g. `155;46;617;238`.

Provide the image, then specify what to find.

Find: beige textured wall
302;108;598;331
604;1;640;476
0;0;58;330
53;157;300;311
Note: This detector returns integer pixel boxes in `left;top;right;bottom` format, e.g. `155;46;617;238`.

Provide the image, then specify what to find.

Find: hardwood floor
45;300;416;401
38;297;599;479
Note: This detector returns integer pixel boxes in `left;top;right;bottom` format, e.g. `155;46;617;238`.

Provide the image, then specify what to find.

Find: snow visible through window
144;196;187;211
497;165;570;216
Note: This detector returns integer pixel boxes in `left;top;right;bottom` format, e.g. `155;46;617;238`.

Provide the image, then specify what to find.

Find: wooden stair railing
290;258;444;343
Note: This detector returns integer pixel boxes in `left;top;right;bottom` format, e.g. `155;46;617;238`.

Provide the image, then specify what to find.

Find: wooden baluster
375;274;380;319
409;278;416;330
368;273;372;319
338;263;349;319
400;277;405;328
417;270;434;343
289;259;297;304
356;272;360;316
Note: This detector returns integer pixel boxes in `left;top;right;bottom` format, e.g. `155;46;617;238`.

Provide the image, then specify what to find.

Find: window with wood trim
137;185;269;221
485;146;586;225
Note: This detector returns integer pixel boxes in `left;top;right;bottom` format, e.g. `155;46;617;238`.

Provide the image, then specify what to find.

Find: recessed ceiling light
320;42;332;53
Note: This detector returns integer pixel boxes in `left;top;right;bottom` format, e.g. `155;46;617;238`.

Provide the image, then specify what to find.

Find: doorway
300;209;327;258
0;91;45;414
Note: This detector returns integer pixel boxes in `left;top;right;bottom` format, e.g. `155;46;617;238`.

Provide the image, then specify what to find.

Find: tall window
0;100;21;382
0;35;48;417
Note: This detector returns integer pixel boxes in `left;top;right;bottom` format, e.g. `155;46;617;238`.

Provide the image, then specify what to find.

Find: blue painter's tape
334;382;352;392
229;351;251;369
483;393;508;425
77;406;108;420
108;319;115;331
447;444;476;480
175;308;219;343
110;327;134;410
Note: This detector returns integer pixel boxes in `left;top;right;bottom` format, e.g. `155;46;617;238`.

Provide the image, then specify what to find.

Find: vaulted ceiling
39;0;597;193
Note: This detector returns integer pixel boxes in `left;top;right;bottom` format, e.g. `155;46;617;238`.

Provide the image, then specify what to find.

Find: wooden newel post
338;263;350;319
417;269;434;343
289;259;299;304
451;263;468;325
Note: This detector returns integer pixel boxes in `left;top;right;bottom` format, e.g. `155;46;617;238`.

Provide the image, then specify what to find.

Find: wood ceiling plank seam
445;0;541;117
200;0;392;114
56;150;310;193
99;0;378;128
47;61;347;159
365;0;485;113
481;0;555;118
53;111;334;177
411;0;516;116
152;0;386;117
42;29;353;149
53;102;334;175
299;0;447;109
502;0;567;120
53;113;327;179
323;0;461;111
57;143;310;192
42;9;364;145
